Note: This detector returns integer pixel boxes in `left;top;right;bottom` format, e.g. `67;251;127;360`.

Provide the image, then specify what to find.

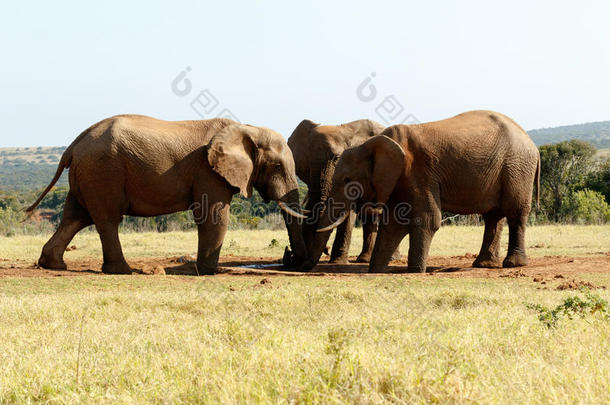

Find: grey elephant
287;119;400;264
306;110;540;273
27;115;308;274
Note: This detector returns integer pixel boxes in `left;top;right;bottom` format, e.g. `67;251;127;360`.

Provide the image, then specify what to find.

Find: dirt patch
555;279;606;290
499;269;528;278
0;254;608;279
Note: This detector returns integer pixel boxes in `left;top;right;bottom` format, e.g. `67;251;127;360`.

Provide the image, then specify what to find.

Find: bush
562;189;610;224
539;140;597;222
0;206;55;236
585;158;610;204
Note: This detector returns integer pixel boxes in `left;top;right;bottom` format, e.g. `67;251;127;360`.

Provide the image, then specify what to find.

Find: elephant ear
207;124;257;198
363;135;407;204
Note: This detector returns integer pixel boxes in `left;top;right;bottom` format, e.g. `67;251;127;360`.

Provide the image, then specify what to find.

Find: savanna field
1;225;609;403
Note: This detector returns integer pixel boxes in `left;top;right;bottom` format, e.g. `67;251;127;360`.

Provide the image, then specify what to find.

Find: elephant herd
27;110;540;275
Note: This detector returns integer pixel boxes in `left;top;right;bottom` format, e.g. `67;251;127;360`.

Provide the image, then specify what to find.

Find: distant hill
528;121;610;148
0;147;67;190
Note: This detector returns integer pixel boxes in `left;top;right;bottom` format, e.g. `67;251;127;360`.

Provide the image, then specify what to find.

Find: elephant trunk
301;190;351;270
302;218;333;270
279;188;308;268
299;158;341;269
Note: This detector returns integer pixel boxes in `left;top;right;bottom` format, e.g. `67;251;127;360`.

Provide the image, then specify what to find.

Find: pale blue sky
1;1;608;146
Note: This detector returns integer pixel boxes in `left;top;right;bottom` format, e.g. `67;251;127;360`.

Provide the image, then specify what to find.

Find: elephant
26;115;308;275
305;110;540;273
287;119;400;265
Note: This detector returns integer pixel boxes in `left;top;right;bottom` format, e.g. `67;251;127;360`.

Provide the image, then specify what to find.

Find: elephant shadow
155;260;468;276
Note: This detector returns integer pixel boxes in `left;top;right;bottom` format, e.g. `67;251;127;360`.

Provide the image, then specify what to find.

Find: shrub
562;189;610;224
527;290;609;328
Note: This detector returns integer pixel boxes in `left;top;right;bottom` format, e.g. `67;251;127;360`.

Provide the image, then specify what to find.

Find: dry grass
0;226;609;403
1;225;608;262
596;148;610;159
0;275;608;403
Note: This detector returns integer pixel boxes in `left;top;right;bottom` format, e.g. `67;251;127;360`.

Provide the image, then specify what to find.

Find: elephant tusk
278;201;308;219
301;209;312;214
316;211;350;232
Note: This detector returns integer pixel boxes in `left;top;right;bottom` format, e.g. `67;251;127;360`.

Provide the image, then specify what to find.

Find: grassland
597;148;610;159
0;225;609;403
1;224;609;262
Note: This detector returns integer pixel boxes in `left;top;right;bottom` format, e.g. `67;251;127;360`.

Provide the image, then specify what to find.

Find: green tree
562;189;610;224
38;186;69;211
585;158;610;204
539;140;597;221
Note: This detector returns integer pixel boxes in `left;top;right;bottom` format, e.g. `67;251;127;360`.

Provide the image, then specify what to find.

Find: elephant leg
356;213;377;263
406;210;441;273
39;193;93;270
369;218;409;273
503;211;529;267
96;221;132;274
329;210;356;264
473;211;505;268
194;197;231;275
390;248;402;261
356;215;401;263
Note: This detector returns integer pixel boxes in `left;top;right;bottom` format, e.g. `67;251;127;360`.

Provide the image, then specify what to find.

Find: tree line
0;140;608;236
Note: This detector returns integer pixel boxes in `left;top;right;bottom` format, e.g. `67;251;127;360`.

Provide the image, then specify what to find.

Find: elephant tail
24;131;83;218
24;154;70;218
534;153;540;209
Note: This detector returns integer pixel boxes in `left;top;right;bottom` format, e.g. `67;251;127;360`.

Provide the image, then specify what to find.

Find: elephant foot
329;255;349;265
281;247;305;270
407;265;426;273
369;264;390;273
38;254;67;270
390;251;402;262
102;262;133;275
195;263;216;276
299;260;316;272
355;254;371;263
472;256;502;268
503;254;528;268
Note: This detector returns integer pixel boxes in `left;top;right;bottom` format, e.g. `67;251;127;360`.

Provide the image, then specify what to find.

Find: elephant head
303;134;407;268
206;123;308;266
287;119;386;263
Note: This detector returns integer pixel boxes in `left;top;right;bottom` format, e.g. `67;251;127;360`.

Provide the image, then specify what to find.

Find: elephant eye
344;177;351;183
275;163;282;171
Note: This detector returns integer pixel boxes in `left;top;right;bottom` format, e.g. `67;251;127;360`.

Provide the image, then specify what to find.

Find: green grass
1;225;608;262
0;275;608;403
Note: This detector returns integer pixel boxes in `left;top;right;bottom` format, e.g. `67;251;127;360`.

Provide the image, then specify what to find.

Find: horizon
2;1;609;147
1;116;609;149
